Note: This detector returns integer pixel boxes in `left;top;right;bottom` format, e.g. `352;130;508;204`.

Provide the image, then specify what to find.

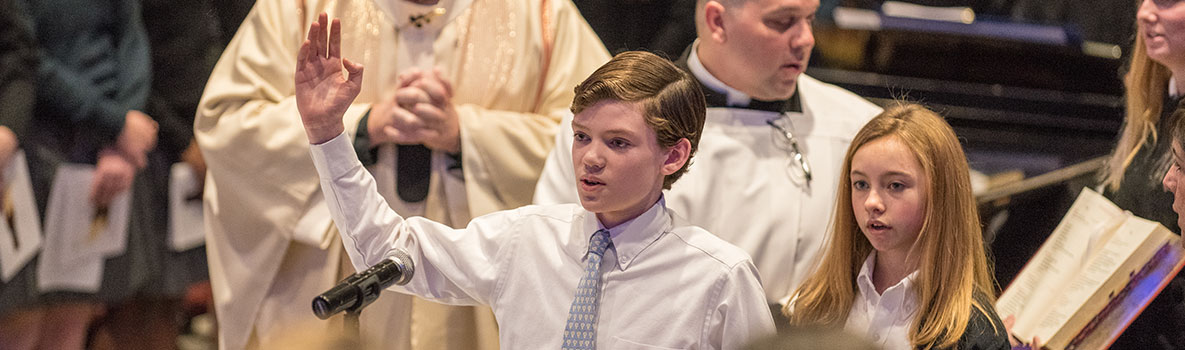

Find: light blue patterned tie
562;229;611;350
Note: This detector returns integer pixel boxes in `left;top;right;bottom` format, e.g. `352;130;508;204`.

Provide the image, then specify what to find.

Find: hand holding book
996;188;1185;350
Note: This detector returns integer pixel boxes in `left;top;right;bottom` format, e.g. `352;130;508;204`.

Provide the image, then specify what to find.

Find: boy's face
571;100;679;228
1162;139;1185;231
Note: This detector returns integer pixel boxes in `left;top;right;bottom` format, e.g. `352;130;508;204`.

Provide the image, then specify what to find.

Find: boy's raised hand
296;13;364;144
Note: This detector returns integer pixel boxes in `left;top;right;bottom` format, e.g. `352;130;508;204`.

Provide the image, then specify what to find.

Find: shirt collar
570;197;672;271
688;41;753;107
855;252;919;320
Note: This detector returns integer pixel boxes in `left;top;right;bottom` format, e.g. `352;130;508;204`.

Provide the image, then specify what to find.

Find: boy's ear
661;138;692;176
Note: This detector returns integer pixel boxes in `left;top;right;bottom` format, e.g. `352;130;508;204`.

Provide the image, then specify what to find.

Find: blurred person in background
84;0;254;349
0;0;37;346
1089;0;1185;348
8;0;158;349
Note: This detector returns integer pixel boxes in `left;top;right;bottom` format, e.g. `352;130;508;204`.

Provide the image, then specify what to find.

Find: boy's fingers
329;18;342;59
316;13;329;57
343;58;364;85
306;18;320;56
297;40;309;63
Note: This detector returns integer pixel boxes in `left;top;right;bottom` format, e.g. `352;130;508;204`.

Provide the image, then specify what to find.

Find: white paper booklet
0;151;43;282
36;163;130;293
168;163;205;251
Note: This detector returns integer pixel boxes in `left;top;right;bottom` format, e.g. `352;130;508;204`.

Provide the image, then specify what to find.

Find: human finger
329;18;342;59
431;67;453;97
416;77;450;104
396;70;424;89
315;13;329;57
391;105;427;130
411;102;446;127
306;16;322;58
343;57;364;86
395;86;430;108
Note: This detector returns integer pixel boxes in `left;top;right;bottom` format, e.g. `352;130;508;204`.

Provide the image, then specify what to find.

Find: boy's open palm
296;13;364;144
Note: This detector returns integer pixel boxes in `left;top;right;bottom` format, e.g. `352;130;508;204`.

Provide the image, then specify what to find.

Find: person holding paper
1090;0;1185;348
297;17;776;347
784;104;1010;350
0;0;35;345
8;0;161;349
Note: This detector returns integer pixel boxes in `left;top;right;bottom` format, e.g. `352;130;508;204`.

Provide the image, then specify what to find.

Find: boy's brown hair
570;51;707;189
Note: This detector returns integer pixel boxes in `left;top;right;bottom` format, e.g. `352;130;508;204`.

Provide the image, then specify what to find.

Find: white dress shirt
845;252;919;350
310;132;775;349
533;46;881;304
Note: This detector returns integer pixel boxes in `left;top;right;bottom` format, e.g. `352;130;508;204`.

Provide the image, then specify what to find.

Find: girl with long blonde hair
1096;1;1185;347
785;104;1008;350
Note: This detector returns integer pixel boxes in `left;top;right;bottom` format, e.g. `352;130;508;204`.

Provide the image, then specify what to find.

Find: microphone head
388;249;415;286
312;282;362;320
311;295;334;320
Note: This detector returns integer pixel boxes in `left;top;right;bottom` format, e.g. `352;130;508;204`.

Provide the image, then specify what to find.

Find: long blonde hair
785;104;997;349
1103;33;1173;191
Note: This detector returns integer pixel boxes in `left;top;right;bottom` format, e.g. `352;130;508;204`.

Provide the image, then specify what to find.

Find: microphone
312;249;415;319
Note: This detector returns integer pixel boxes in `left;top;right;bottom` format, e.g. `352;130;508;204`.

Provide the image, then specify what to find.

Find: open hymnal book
996;188;1185;350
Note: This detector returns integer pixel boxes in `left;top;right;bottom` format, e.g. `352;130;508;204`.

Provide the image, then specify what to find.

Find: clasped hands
296;13;460;154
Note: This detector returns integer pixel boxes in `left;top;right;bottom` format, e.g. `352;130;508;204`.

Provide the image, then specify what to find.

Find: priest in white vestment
194;0;608;348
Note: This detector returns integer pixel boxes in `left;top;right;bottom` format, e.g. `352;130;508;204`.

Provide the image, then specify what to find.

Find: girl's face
850;136;928;260
1162;139;1185;231
1140;0;1185;71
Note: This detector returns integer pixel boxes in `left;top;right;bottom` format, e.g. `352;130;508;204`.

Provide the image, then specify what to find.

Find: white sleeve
707;262;777;349
532;111;580;205
309;132;514;305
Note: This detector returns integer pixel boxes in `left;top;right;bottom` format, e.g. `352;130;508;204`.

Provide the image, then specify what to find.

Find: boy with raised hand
295;15;774;349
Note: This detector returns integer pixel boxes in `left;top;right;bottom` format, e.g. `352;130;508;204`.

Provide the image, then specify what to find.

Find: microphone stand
336;277;376;349
345;308;362;349
313;252;415;349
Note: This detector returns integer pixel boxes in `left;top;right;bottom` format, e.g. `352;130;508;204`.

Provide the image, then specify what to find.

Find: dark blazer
921;291;1011;350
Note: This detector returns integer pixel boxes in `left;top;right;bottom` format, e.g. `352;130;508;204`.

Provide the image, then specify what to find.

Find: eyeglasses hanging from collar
766;117;812;187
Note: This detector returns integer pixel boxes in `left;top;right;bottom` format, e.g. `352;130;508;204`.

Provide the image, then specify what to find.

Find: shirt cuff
309;131;363;181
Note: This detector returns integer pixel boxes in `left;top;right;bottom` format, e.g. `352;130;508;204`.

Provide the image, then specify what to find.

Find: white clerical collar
687;40;753;107
1172;77;1180;98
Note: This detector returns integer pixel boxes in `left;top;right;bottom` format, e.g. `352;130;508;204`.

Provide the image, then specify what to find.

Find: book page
996;188;1126;339
1027;216;1159;343
0;152;43;282
168;163;205;251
